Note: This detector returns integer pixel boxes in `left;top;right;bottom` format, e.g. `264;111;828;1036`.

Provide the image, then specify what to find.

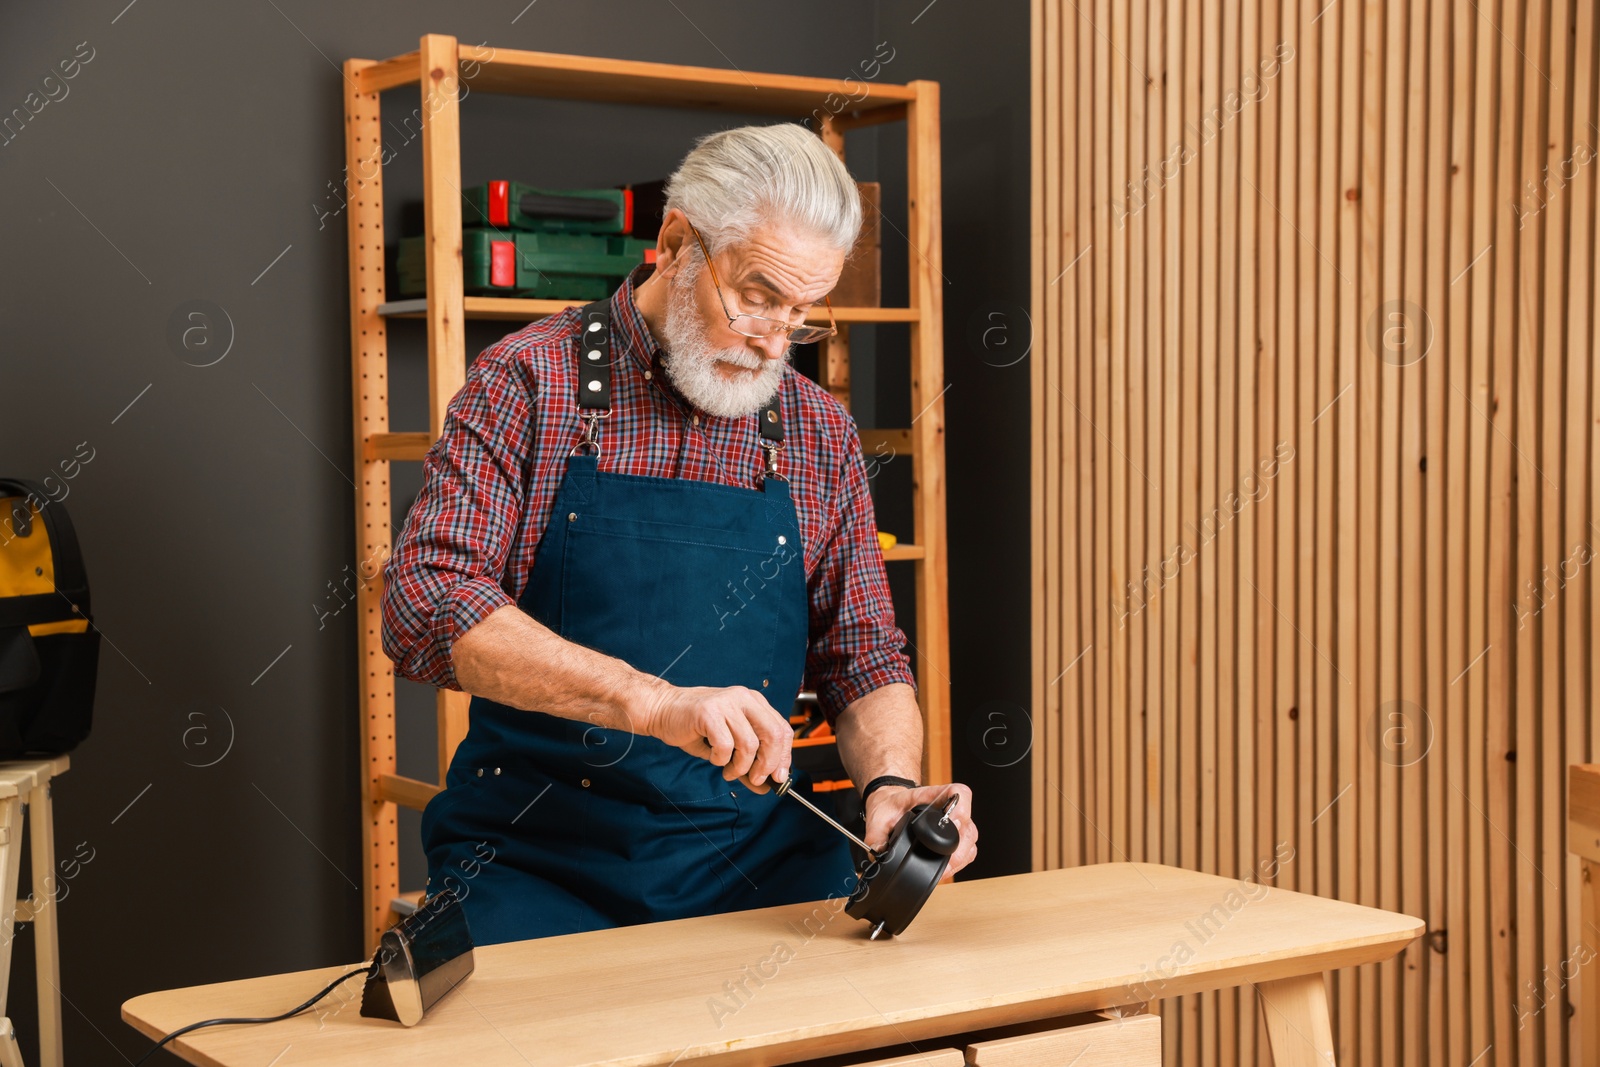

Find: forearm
834;682;977;872
449;603;664;732
832;682;924;786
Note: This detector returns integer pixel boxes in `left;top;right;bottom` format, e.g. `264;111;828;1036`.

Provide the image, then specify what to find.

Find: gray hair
662;123;862;260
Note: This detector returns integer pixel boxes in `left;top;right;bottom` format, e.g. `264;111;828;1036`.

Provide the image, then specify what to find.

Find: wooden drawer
965;1013;1161;1067
788;1048;965;1067
844;1053;964;1067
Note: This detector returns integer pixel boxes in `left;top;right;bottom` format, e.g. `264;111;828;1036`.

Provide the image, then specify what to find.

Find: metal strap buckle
758;440;786;483
569;410;610;458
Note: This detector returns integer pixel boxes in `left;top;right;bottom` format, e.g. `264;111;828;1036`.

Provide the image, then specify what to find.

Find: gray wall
0;2;1030;1063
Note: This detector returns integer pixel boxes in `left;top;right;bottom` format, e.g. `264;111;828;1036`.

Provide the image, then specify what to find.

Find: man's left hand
863;783;978;876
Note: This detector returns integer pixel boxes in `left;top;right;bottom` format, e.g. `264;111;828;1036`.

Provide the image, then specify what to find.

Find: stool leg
1257;971;1338;1066
0;1017;23;1067
0;798;20;1019
29;784;62;1067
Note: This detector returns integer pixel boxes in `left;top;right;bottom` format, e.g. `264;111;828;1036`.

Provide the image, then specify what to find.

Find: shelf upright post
906;80;951;786
344;55;400;956
417;34;475;808
814;114;854;409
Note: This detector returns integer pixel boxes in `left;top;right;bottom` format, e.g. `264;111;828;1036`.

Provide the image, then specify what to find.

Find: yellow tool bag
0;480;98;757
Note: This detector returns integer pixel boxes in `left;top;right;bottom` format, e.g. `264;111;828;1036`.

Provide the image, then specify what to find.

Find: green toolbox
462;181;632;234
396;230;654;298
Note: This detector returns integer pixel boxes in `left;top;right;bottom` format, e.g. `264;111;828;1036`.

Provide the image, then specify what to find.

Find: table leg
1257;971;1338;1066
1583;860;1599;1067
30;781;62;1067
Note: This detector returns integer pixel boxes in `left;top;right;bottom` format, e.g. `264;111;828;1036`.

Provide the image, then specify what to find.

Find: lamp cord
132;958;378;1066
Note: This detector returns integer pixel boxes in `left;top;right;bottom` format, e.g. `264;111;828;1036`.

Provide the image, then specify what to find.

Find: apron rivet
762;679;769;687
777;535;787;545
569;512;577;521
581;778;592;788
476;768;483;777
587;321;602;332
494;767;501;775
644;370;652;380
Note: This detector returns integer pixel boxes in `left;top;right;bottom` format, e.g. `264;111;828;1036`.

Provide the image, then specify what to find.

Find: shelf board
358;45;917;123
858;428;913;456
377;297;918;324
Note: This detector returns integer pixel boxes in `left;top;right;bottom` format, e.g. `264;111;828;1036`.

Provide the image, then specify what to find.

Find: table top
123;862;1422;1067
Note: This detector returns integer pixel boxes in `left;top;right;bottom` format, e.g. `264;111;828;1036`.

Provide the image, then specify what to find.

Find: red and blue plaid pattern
380;263;915;724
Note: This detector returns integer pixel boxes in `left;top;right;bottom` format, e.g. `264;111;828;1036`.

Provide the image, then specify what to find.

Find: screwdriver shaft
775;779;879;858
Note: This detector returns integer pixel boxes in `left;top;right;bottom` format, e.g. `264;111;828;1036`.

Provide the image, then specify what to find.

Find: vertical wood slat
1235;0;1260;1057
1093;0;1113;878
1029;0;1050;879
1533;0;1568;1062
1444;1;1475;1061
1180;0;1202;1053
1512;0;1546;1060
1258;0;1286;1060
1422;0;1452;1061
1126;0;1150;882
1565;2;1598;1059
1032;0;1600;1061
1109;0;1130;883
1078;0;1098;878
1216;0;1243;1057
1145;0;1166;880
1397;0;1428;1061
1487;0;1521;1055
1467;0;1497;1055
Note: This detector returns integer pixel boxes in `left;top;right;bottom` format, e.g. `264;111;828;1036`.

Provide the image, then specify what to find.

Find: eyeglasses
685;219;839;344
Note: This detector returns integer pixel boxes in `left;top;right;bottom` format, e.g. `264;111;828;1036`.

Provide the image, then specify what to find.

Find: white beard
659;259;790;419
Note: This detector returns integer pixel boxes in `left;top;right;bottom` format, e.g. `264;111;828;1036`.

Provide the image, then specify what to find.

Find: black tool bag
0;479;99;757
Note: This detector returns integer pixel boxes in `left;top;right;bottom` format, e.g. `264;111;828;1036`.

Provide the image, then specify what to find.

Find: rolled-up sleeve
804;423;917;724
380;348;535;691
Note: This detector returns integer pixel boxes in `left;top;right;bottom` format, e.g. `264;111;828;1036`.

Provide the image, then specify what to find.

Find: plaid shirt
380;262;915;724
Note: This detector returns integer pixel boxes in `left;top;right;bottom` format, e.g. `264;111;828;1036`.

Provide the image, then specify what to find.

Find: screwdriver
770;777;881;861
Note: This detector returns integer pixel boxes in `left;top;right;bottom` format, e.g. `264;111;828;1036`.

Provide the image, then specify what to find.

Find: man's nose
752;331;788;361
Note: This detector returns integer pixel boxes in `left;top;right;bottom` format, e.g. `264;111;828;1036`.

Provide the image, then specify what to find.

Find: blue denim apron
419;302;855;945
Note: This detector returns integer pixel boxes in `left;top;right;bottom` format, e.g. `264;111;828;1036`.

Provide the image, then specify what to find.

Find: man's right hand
638;684;794;790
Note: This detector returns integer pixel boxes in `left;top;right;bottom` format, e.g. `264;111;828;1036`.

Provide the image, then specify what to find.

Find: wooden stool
0;757;69;1067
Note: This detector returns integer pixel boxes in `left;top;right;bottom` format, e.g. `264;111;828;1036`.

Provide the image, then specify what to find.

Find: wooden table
123;863;1421;1067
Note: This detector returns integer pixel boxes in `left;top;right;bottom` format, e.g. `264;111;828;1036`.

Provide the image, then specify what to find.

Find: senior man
381;122;977;946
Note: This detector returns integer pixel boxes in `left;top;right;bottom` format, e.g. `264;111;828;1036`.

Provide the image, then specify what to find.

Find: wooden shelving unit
343;34;949;953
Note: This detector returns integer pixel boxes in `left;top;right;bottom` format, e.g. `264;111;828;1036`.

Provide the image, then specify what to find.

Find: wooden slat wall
1030;0;1600;1063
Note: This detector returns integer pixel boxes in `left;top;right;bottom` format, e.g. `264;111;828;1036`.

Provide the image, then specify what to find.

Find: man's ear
655;208;692;278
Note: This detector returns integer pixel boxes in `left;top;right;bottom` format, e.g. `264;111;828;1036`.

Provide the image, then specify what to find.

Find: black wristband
859;775;918;805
